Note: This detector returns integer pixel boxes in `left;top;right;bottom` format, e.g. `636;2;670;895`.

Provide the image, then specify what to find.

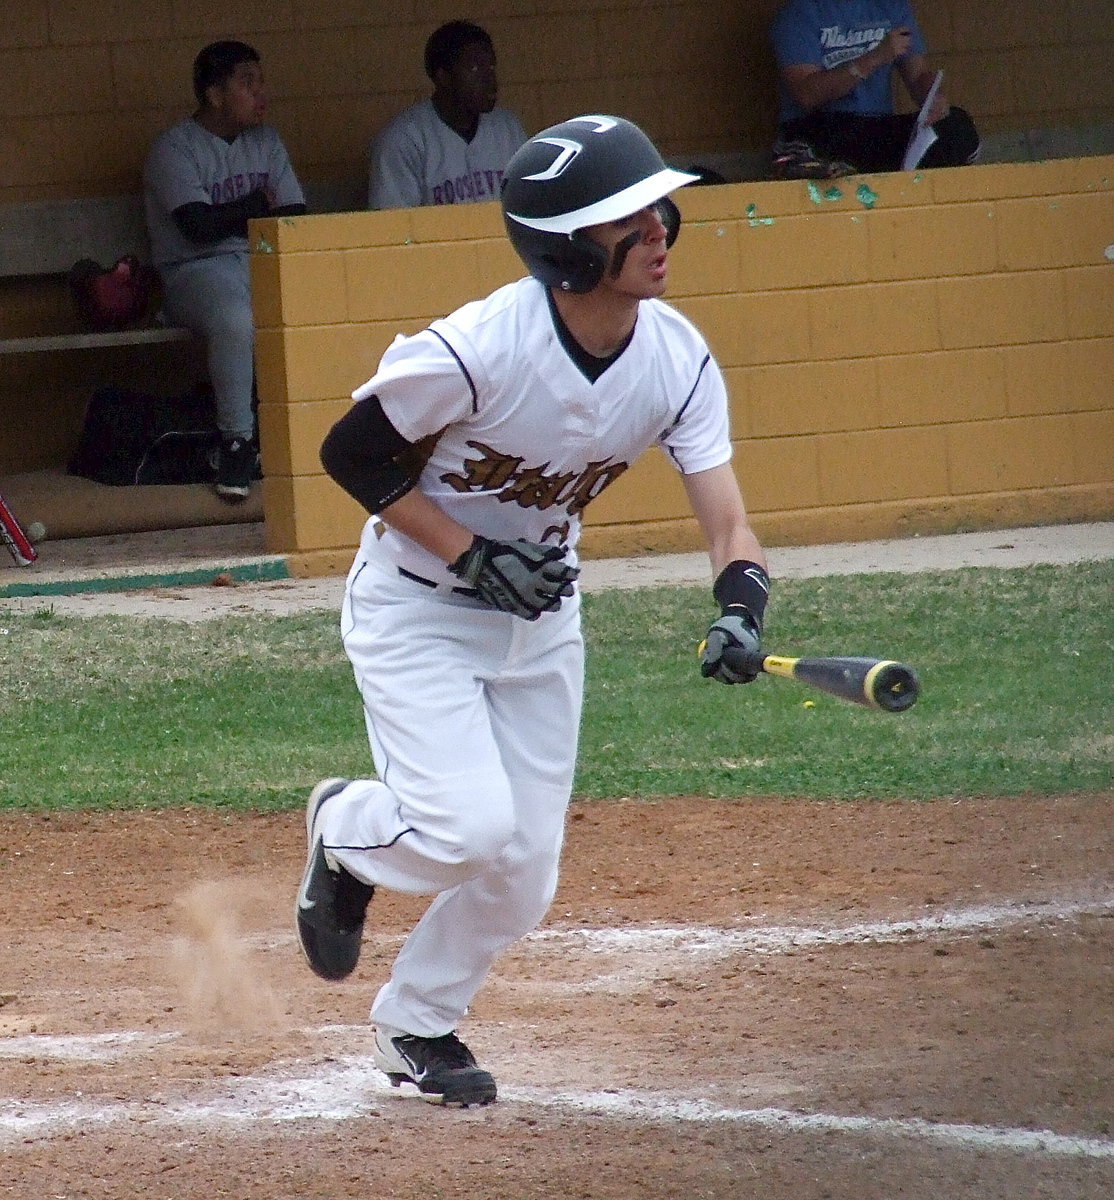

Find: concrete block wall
4;0;1113;480
251;154;1114;576
3;1;1113;206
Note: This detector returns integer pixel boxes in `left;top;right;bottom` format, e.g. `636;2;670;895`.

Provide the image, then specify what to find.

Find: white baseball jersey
367;98;527;209
351;276;733;581
143;117;304;268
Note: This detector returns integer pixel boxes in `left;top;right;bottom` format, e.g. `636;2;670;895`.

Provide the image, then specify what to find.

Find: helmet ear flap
659;196;681;248
520;229;608;293
562;232;609;292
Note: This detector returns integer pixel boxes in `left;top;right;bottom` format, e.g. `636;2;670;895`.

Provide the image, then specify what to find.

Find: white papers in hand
902;70;943;170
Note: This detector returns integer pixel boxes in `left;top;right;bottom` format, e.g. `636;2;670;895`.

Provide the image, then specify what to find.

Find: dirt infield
2;793;1111;1200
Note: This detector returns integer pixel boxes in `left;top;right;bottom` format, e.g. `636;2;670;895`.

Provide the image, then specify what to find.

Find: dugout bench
0;194;193;355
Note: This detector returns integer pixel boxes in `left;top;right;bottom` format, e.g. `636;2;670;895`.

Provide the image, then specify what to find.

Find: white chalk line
241;891;1114;957
2;1056;1112;1162
3;895;1112;1162
525;894;1114;958
0;1030;177;1061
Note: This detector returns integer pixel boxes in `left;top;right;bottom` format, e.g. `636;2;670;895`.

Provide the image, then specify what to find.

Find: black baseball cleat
214;435;255;502
295;778;374;981
373;1029;498;1107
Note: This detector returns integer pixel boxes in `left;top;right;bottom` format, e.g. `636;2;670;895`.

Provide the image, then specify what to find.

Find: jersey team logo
441;439;629;516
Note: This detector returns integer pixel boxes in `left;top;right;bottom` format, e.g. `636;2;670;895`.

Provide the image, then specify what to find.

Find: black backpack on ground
67;385;221;487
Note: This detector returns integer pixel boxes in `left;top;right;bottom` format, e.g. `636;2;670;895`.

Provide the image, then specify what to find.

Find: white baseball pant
318;535;584;1037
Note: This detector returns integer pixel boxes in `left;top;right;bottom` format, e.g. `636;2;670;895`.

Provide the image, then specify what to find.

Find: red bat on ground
0;491;38;566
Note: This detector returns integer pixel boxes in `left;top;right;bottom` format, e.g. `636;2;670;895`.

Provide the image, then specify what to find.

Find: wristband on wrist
712;560;770;628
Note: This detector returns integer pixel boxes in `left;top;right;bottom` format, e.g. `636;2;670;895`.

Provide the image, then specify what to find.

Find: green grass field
1;562;1111;810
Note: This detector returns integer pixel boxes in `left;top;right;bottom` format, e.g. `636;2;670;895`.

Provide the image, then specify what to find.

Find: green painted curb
0;557;289;599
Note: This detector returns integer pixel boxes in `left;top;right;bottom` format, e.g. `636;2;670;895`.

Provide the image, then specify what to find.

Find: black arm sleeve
172;191;272;244
712;560;771;630
320;393;423;515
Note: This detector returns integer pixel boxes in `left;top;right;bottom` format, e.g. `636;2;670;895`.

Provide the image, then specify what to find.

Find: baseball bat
701;641;920;712
0;491;38;566
757;654;920;712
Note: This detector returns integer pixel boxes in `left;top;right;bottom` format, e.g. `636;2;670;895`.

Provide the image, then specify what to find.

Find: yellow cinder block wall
252;155;1114;577
4;0;1112;476
3;0;1112;206
1;1;771;203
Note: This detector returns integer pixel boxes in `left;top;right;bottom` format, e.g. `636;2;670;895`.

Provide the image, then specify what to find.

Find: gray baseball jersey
143;117;304;268
368;98;527;209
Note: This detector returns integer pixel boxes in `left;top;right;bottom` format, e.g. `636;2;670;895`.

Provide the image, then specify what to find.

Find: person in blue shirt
769;0;980;179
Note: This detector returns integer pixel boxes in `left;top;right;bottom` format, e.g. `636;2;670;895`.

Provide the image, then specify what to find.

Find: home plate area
1;794;1111;1200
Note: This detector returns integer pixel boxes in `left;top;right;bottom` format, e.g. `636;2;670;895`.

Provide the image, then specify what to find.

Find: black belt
398;566;479;598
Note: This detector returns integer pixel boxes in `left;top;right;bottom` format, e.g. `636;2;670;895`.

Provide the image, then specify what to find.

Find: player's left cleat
374;1028;498;1107
295;778;375;981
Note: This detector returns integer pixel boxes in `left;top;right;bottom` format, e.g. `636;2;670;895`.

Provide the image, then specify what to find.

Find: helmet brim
505;166;701;235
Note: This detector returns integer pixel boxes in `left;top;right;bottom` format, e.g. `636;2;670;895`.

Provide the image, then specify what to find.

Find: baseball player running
297;114;770;1107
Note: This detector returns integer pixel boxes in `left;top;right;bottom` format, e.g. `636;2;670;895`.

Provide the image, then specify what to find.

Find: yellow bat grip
699;639;776;674
757;654;798;679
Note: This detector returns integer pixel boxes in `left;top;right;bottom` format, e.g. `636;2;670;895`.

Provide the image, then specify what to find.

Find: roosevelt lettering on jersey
210;170;271;205
440;440;629;516
431;169;507;205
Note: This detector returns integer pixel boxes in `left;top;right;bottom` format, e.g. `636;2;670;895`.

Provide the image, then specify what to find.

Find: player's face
445;42;499;116
583;204;671;301
210;60;267;132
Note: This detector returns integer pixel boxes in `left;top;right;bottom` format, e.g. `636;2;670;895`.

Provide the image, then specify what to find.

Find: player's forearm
172;191;270;244
785;64;863;112
707;525;766;579
379;490;475;564
682;464;766;576
905;66;942;108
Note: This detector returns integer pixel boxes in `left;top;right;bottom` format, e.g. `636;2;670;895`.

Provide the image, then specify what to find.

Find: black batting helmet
501;115;699;293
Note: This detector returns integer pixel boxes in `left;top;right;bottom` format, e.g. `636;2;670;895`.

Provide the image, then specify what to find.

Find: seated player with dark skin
368;20;527;210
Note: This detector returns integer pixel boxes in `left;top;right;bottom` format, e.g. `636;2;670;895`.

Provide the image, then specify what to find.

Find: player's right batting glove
700;559;771;685
701;612;763;683
449;535;579;621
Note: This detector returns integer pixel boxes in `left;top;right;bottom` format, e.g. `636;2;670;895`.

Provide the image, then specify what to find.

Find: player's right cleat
295;778;374;981
374;1028;498;1107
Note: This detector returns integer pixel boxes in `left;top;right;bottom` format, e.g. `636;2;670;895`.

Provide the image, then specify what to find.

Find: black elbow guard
358;458;423;515
320;393;429;515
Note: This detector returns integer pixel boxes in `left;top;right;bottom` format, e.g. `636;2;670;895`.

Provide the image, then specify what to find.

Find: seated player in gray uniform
143;41;306;501
368;20;527;210
297;115;771;1107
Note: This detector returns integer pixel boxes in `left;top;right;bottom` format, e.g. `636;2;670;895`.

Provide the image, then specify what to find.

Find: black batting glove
699;559;771;685
449;535;579;621
700;610;763;684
